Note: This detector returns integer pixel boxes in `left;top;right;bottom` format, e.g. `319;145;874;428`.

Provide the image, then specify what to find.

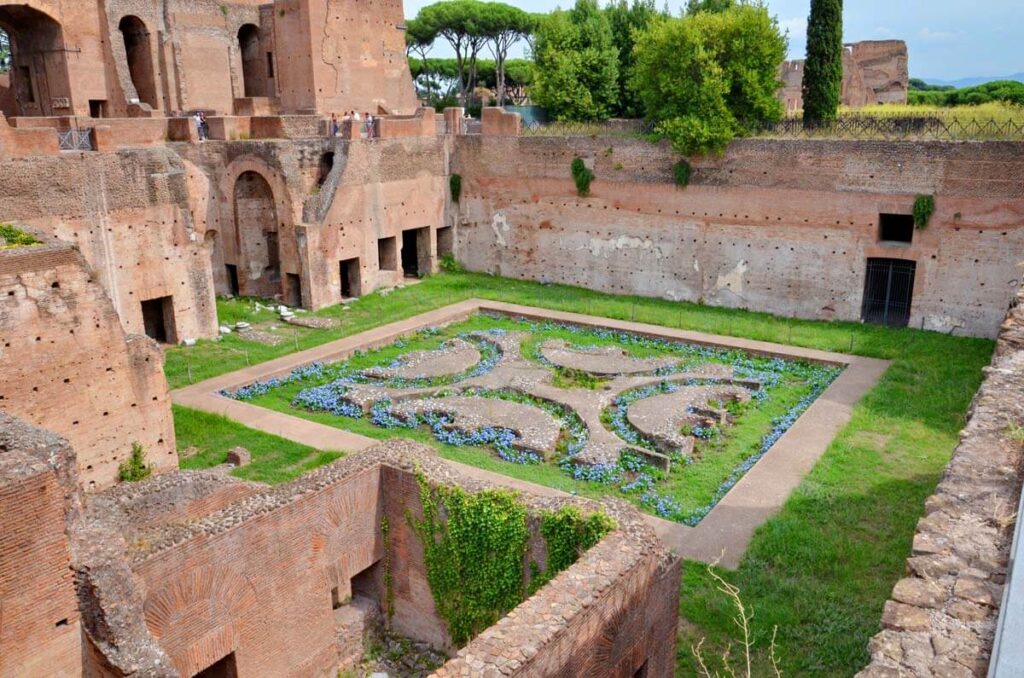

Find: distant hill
921;73;1024;88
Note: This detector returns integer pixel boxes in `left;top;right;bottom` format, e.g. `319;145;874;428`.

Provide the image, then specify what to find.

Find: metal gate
861;258;916;327
57;128;95;151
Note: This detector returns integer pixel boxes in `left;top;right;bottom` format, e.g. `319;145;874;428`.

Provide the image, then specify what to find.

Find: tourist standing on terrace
330;113;339;137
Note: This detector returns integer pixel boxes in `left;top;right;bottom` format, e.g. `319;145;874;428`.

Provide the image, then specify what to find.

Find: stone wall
70;440;679;676
0;0;416;119
0;412;83;677
0;245;176;488
451;135;1024;338
0;147;218;341
858;286;1024;676
779;40;909;113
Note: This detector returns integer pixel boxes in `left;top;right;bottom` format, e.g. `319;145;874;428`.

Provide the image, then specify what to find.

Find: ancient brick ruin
1;1;1023;675
779;40;910;113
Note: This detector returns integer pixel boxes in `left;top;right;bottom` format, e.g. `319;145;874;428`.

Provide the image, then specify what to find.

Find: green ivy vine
449;173;462;203
530;506;616;592
913;194;935;230
672;159;692;188
571;157;594;197
381;516;394;621
408;474;615;647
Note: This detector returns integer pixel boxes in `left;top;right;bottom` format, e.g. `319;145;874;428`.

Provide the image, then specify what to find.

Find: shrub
0;224;42;249
673;159;692;188
439;253;464;273
449;173;462;203
913;194;935;230
571;157;594;196
118;442;154;482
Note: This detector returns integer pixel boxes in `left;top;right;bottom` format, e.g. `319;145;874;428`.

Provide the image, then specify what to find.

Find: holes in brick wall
54;618;68;628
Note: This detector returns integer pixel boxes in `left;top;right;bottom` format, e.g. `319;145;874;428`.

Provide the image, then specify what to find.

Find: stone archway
232;170;281;298
118;15;157;108
237;24;265;98
0;4;72;116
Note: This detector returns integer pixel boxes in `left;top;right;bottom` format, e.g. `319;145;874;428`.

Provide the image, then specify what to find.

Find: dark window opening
284;272;301;307
141;296;176;343
879;213;914;243
350;560;382;601
225;264;240;296
237;24;265;98
436;226;454;258
193;652;238;678
54;618;68;627
339;257;360;298
633;660;649;678
331;585;343;610
377;236;398;272
266;52;275;79
862;258;916;327
317;152;334;187
88;100;106;118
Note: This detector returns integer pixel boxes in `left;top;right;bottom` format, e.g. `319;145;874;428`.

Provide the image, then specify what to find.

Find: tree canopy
530;0;619;121
631;2;786;154
908;80;1024;107
801;0;843;125
604;0;660;118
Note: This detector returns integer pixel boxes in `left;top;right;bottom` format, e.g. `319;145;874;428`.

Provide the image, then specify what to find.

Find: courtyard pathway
173;300;888;568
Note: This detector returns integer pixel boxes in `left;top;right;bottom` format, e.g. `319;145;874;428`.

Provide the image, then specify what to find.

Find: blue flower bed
221;314;842;523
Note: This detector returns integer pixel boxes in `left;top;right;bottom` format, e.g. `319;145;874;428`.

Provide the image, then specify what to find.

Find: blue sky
402;0;1024;80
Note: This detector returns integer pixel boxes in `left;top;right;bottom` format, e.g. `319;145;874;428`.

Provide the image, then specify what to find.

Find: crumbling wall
858;286;1024;676
779;39;909;112
0;412;83;677
0;245;176;489
0;146;218;341
452;135;1024;338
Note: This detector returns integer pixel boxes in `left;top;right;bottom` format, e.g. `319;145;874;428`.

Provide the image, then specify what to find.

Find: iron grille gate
861;258;916;327
57;127;95;151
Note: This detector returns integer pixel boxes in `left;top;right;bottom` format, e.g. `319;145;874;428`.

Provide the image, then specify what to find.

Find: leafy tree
604;0;659;118
479;3;533;106
531;0;619;121
632;3;786;154
685;0;736;13
416;0;490;105
908;80;1024;107
0;29;9;73
802;0;843;125
406;19;436;100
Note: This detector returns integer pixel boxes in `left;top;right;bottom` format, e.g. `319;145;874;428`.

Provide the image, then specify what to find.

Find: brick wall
0;413;83;677
452;136;1024;338
0;245;176;489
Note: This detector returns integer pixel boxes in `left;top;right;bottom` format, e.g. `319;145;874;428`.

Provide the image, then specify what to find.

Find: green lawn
166;272;993;676
173;405;343;485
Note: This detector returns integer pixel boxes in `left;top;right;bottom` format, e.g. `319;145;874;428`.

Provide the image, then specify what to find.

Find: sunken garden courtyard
1;0;1024;676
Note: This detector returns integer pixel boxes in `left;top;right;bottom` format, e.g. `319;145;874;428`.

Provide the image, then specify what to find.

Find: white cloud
874;26;894;38
919;27;961;41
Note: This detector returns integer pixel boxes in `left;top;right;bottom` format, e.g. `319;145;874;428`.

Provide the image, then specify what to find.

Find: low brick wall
77;440;679;676
858;285;1024;676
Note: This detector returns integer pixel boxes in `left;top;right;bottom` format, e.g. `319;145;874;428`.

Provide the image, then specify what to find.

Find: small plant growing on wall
673;159;692;188
118;442;154;482
913;194;935;230
571;157;594;197
449;173;462;203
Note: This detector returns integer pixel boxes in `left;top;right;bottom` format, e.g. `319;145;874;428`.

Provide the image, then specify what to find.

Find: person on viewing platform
194;111;207;141
330;113;339;137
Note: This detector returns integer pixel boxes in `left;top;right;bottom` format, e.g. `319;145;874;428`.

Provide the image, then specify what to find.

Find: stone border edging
173;300;889;568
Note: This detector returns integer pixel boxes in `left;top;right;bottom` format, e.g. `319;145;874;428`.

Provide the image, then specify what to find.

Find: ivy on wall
571;157;594;197
408;474;615;647
449;174;462;203
673;159;692;188
913;194;935;230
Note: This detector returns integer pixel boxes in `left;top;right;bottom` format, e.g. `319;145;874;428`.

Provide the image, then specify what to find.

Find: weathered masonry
452;134;1024;338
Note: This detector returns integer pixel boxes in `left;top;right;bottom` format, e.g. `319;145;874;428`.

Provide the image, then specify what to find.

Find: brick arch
219;156;294;227
310;485;379;563
143;565;258;675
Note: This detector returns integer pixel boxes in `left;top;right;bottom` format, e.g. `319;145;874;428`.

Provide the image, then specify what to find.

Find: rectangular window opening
878;213;914;244
377;236;398;272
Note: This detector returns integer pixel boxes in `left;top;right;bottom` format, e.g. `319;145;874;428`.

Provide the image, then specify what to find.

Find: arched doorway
118;16;157;108
0;5;72;116
237;24;265;98
232;171;280;297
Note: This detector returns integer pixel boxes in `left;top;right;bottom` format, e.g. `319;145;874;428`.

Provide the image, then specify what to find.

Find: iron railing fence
512;115;1024;141
521;119;655;138
754;115;1024;141
57;127;95;151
